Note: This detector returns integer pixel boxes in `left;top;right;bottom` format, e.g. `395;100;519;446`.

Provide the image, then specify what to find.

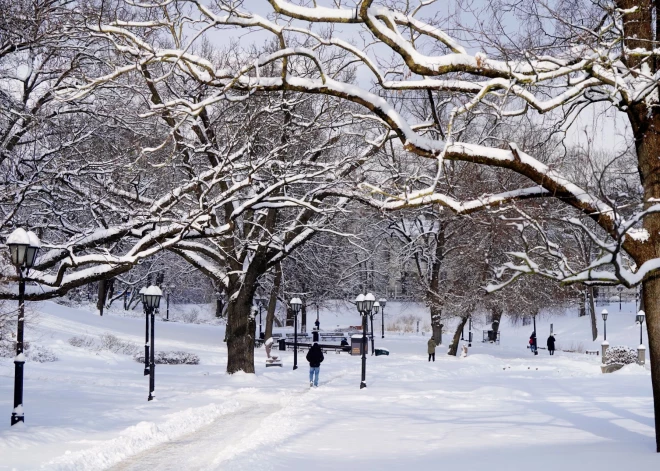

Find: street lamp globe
354;294;365;313
601;309;608;321
364;293;375;312
24;231;41;268
379;298;387;308
636;311;646;325
291;297;302;313
373;301;380;314
139;287;147;302
143;285;163;309
7;228;30;267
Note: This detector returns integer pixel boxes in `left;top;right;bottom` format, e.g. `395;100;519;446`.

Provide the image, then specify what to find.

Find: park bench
319;333;345;341
279;340;350;354
285;333;311;339
585;350;600;356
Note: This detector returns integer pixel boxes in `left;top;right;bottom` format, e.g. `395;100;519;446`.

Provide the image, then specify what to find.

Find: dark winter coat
547;335;556;351
306;343;325;368
530;332;537;347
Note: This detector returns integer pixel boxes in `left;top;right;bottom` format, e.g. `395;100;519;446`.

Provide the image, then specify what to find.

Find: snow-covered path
1;301;659;470
109;399;283;471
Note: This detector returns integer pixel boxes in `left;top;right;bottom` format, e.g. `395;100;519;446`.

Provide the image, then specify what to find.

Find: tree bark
225;286;255;374
588;286;598;341
448;316;468;356
578;287;586;317
97;280;107;316
491;306;503;340
642;276;660;452
264;262;282;340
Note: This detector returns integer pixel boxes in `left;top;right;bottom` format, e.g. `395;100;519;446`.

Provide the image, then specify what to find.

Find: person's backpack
529;338;533;345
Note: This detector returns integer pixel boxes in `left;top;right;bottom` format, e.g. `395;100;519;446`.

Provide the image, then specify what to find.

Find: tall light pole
356;293;375;389
371;302;380;355
601;309;608;341
165;283;176;321
256;297;267;338
379;298;387;338
354;294;366;388
7;228;40;426
291;298;302;370
142;285;162;401
636;311;645;346
139;287;149;376
617;285;624;311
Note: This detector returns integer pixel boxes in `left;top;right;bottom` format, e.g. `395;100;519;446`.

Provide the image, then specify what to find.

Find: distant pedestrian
306;342;324;387
314;319;320;330
529;331;538;355
547;334;556;355
427;337;436;362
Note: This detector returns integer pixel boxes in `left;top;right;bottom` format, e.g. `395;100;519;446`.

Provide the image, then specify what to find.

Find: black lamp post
355;293;375;389
617;286;624;311
371;302;380;355
636;311;645;346
256;297;267;338
140;287;149;376
142;285;162;401
355;294;366;388
379;298;387;338
7;228;40;426
291;297;302;370
601;309;608;341
165;283;175;321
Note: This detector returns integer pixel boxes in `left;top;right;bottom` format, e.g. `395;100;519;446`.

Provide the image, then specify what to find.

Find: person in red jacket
306;342;324;387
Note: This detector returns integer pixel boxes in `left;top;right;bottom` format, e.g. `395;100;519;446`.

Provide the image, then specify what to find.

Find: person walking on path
529;331;538;355
427;337;436;362
547;334;556;355
306;342;324;387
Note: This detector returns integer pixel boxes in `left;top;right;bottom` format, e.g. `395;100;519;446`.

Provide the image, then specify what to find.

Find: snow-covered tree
71;0;660;449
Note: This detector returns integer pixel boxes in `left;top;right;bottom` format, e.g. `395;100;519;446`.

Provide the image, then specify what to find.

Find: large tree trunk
491;306;503;339
225;286;255;374
642;276;660;452
448;316;468;356
264;262;282;340
588;286;598;341
97;280;107;316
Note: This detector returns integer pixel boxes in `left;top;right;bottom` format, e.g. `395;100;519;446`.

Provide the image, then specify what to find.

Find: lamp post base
360;381;367;389
293;365;298;370
143;368;150;376
10;413;24;426
148;393;154;401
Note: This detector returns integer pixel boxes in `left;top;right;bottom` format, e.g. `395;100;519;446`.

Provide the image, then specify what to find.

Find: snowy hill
0;300;655;470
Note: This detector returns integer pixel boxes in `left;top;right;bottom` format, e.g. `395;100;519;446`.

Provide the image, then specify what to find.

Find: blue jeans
309;367;320;386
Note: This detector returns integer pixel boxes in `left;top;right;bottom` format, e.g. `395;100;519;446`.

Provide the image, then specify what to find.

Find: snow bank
44;401;240;470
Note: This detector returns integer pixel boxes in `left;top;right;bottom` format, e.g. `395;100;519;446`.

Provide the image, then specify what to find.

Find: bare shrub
180;307;200;324
387;314;422;333
68;335;95;348
98;333;140;355
558;341;585;353
134;351;199;365
604;346;638;365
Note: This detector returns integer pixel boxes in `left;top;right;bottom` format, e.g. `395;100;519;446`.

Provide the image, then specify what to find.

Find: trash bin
278;339;286;351
351;334;367;356
374;348;389;356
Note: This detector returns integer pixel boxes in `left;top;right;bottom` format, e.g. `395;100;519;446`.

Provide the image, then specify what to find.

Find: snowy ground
0;300;657;470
